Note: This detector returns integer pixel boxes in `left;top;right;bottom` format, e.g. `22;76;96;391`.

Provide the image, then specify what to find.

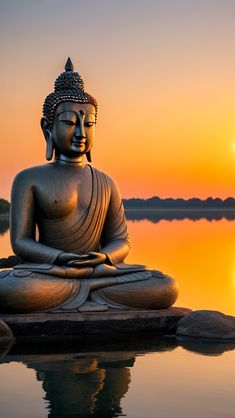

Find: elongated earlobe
46;135;54;161
86;151;92;162
41;116;54;161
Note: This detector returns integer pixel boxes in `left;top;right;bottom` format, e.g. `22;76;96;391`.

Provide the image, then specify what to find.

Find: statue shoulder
12;164;52;187
90;166;119;191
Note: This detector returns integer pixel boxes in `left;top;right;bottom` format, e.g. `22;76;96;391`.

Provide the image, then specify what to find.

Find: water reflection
1;211;235;236
126;219;235;315
125;209;235;223
179;337;235;356
0;337;177;418
34;353;132;417
1;336;235;418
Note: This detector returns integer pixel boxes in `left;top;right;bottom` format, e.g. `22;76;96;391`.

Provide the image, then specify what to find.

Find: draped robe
0;166;161;313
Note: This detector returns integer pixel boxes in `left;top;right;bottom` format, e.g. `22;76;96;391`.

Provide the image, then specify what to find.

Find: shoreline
1;208;235;218
124;208;235;212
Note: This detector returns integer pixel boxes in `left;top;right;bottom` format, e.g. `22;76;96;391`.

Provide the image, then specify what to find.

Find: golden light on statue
0;58;178;313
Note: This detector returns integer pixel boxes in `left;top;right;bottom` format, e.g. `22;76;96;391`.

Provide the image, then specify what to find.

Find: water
1;338;235;418
1;214;235;417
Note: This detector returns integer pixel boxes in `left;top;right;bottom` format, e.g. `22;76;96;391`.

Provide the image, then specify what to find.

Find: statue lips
72;139;86;149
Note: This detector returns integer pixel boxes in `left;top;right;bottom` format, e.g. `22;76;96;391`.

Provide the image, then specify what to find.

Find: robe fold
0;166;158;313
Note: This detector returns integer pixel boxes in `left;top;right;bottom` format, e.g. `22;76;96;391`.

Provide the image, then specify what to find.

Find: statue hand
56;252;90;265
66;252;107;267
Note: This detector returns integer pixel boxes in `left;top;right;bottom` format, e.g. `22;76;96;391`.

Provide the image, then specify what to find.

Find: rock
0;319;14;340
177;310;235;340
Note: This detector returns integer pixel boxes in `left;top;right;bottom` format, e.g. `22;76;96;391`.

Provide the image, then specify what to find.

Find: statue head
41;58;97;162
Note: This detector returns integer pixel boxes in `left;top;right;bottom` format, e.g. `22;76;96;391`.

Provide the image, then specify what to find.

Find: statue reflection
1;336;235;417
1;347;135;418
33;352;133;417
0;336;177;417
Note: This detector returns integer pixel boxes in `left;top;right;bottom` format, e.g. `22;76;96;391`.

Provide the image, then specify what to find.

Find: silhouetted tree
0;199;10;213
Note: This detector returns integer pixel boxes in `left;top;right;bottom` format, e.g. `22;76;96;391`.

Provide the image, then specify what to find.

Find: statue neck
55;154;85;167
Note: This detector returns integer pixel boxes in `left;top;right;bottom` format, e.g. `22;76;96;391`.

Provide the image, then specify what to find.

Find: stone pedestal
0;307;190;339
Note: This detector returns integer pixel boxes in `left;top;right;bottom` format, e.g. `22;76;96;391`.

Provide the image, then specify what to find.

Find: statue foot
78;301;108;312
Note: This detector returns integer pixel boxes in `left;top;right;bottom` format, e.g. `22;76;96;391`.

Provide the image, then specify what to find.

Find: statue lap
0;268;178;313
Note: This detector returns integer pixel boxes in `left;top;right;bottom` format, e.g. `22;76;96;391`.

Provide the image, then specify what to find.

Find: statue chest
35;178;92;219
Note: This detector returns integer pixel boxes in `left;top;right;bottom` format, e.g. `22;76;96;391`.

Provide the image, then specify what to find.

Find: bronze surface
0;59;178;313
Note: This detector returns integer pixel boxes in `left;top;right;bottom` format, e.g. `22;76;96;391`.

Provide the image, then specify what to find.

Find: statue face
51;102;96;157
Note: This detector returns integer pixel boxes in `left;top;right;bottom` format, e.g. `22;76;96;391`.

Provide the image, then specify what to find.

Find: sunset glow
1;0;235;200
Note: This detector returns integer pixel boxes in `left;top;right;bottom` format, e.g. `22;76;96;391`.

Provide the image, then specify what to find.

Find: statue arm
100;176;130;265
10;171;63;264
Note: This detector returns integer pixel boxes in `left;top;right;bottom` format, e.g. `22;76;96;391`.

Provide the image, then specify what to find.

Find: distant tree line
123;197;235;209
1;197;235;213
0;199;10;214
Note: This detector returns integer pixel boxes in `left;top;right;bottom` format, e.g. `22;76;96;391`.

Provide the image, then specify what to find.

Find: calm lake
1;214;235;417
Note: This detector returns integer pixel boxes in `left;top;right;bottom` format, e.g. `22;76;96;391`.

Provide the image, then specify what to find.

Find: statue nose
74;124;86;138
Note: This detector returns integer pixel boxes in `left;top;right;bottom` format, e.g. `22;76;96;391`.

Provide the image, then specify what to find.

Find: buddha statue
0;58;178;313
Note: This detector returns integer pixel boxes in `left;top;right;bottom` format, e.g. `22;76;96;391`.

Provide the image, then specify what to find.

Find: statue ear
41;117;51;140
41;117;54;161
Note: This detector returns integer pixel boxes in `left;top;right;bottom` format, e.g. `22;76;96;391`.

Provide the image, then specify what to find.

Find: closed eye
60;120;76;125
85;122;95;127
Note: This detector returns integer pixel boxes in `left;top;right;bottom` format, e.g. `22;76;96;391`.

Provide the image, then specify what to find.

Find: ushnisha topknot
43;57;98;127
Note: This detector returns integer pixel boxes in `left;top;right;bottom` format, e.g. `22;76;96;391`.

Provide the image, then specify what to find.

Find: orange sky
1;0;235;200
